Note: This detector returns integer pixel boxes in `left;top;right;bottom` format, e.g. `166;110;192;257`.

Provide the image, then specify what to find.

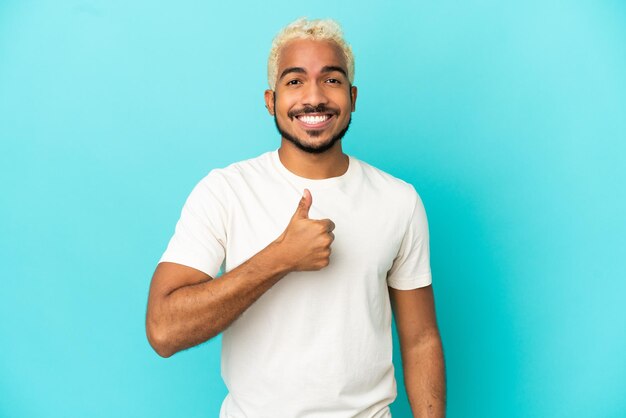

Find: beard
272;94;352;154
274;114;352;154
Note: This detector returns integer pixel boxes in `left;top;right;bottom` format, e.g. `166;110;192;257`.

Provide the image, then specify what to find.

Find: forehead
277;39;347;73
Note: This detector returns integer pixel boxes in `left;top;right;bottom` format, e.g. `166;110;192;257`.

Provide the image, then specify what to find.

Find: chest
222;184;405;281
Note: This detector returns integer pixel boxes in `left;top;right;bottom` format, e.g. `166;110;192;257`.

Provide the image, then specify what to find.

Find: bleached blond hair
267;17;355;90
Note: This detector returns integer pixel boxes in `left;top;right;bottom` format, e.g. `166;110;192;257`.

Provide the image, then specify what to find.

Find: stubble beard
274;115;352;154
272;94;352;155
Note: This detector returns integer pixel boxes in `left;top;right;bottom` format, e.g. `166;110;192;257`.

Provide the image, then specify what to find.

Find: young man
146;18;445;418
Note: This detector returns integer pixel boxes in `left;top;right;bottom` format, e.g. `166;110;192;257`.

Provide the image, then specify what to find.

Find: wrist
262;240;294;276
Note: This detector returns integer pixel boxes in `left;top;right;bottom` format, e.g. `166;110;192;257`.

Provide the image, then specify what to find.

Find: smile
295;114;334;129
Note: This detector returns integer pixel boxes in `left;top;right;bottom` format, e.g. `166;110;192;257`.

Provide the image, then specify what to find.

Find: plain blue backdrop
1;1;625;417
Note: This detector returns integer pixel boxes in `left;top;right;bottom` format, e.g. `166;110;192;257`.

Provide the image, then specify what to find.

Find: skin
146;38;445;417
390;287;446;417
264;39;356;179
146;189;333;357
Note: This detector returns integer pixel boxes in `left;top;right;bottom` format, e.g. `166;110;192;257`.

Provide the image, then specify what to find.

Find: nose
301;81;328;107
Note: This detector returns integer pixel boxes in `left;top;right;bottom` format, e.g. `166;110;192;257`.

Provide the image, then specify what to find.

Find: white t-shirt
160;150;432;418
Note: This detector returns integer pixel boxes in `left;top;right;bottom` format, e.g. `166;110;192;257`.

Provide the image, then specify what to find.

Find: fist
275;189;335;272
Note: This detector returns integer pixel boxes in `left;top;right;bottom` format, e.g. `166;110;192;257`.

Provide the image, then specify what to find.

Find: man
146;18;445;418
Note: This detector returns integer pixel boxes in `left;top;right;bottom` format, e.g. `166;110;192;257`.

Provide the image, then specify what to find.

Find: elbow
407;328;443;352
146;320;176;358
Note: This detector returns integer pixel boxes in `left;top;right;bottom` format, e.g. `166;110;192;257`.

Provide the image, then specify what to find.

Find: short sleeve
386;189;432;290
159;171;227;278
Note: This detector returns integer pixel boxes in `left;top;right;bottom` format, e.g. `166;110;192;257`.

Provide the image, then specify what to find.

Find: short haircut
267;17;355;90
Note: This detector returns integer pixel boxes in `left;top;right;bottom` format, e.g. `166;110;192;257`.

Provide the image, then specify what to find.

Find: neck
277;139;349;180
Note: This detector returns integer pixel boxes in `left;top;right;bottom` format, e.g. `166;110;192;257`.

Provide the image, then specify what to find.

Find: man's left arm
389;285;446;418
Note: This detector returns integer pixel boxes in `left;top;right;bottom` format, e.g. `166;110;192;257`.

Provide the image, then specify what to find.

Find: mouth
294;113;335;129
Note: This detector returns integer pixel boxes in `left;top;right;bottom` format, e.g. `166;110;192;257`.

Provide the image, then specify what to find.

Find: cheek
274;99;292;116
330;91;352;110
276;105;290;119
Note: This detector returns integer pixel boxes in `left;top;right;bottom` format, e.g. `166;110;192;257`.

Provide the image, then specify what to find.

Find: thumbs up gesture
275;189;335;272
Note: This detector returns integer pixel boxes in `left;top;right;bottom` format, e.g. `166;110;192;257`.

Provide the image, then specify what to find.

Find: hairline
267;18;355;90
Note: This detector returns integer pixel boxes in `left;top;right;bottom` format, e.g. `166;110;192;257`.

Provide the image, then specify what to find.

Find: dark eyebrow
279;67;306;80
321;66;348;78
278;65;349;81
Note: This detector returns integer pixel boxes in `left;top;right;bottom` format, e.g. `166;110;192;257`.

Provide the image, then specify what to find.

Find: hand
275;189;335;272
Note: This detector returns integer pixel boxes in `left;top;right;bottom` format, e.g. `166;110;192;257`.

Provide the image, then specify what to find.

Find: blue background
1;1;625;417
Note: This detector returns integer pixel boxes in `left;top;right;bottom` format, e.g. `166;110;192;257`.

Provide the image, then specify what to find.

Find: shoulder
197;151;274;188
187;151;275;207
352;156;421;207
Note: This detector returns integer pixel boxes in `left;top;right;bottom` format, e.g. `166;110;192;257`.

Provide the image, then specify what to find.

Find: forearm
147;189;333;357
148;242;290;357
402;335;446;418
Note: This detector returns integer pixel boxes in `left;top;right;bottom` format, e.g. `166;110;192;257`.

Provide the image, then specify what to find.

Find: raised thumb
293;188;312;219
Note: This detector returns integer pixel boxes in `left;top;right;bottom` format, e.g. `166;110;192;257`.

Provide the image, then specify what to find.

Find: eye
286;79;302;86
325;78;341;84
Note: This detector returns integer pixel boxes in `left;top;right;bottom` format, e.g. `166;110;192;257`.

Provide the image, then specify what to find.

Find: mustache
288;104;339;119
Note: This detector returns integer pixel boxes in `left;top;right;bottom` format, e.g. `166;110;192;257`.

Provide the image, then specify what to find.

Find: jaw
274;113;352;155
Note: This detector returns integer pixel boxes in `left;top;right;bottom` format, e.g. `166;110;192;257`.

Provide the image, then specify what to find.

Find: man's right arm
145;189;334;357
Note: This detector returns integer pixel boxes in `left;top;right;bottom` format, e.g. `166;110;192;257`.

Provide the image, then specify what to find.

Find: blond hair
267;17;355;90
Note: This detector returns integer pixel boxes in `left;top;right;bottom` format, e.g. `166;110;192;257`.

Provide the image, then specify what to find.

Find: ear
350;85;358;112
264;89;275;116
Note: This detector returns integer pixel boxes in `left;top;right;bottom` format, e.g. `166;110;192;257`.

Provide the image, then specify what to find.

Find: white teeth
298;115;330;124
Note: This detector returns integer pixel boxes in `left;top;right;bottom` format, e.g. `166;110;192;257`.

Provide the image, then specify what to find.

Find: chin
274;115;351;155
